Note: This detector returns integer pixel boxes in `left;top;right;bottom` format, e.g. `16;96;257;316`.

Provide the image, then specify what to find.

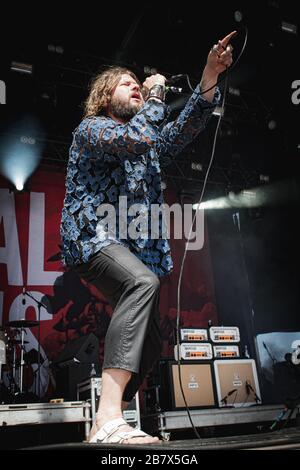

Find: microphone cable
174;26;248;439
186;25;248;96
175;71;228;439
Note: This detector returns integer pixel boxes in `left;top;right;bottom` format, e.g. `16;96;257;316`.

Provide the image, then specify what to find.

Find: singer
60;31;235;445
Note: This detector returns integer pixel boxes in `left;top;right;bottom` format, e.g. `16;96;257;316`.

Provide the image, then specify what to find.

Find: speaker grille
170;362;216;409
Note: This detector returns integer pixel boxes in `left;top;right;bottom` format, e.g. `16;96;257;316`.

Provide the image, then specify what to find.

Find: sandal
89;417;157;444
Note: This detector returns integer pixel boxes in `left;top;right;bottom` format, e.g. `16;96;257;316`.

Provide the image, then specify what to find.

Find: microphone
166;75;184;93
22;287;26;305
144;68;185;94
166;86;183;94
166;74;185;85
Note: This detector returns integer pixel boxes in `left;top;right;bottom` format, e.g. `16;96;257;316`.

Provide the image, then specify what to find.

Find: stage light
241;190;256;199
0;116;44;192
11;61;33;75
213;106;224;117
193;180;296;212
268;0;279;8
15;181;24;191
191;162;202;171
234;11;243;23
260;174;270;183
144;65;158;76
267;119;277;130
229;87;240;97
193;186;262;211
20;135;36;145
281;21;297;35
48;44;64;54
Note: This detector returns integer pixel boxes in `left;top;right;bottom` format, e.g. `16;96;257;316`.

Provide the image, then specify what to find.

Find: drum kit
0;320;39;403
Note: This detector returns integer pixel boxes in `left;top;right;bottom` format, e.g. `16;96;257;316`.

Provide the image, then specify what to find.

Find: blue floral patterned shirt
60;85;220;277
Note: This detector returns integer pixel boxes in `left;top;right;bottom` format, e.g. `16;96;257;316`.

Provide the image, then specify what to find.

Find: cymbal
7;320;39;328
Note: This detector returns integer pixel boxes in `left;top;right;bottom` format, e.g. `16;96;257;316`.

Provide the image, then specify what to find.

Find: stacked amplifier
210;326;240;359
174;326;240;361
168;326;261;409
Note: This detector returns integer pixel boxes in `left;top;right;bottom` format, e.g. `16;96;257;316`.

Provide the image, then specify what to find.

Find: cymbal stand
11;342;17;397
0;335;6;401
19;327;26;394
23;290;47;399
0;362;2;403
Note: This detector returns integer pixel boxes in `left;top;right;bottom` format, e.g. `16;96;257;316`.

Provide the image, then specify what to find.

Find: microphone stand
263;342;277;367
247;381;261;404
220;394;228;406
220;389;237;407
23;290;47;401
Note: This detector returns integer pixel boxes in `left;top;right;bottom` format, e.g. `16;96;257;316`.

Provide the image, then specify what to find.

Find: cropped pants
74;243;161;402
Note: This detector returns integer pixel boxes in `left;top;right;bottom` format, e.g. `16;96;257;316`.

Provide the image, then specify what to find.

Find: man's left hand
206;31;237;76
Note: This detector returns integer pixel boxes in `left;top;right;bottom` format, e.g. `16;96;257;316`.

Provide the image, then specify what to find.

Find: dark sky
0;0;299;183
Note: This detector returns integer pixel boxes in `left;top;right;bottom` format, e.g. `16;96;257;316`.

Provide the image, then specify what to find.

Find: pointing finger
219;30;237;48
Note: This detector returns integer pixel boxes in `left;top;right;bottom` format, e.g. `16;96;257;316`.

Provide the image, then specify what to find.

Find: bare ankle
95;411;123;427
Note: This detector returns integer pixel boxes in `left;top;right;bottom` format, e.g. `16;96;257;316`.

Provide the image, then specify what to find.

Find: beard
109;97;143;121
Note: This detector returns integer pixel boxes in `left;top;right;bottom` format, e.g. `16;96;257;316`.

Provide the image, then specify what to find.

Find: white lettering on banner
0;291;3;326
291;80;300;105
28;192;61;285
9;292;53;322
0;189;23;286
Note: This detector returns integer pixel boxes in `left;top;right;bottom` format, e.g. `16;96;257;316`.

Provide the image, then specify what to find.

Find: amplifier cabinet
213;359;261;407
168;361;217;409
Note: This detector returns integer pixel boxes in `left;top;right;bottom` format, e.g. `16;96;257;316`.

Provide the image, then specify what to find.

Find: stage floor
1;401;299;451
20;425;300;450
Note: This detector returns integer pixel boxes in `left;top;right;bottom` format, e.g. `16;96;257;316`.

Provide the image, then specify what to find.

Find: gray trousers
74;243;161;402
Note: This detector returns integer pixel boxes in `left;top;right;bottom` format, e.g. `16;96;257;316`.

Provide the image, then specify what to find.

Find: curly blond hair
83;67;141;118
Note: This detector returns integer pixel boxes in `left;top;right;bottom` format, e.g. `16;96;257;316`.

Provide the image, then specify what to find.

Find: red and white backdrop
0;169;218;398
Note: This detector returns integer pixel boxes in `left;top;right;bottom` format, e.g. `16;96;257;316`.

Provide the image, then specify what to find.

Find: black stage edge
21;426;300;450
